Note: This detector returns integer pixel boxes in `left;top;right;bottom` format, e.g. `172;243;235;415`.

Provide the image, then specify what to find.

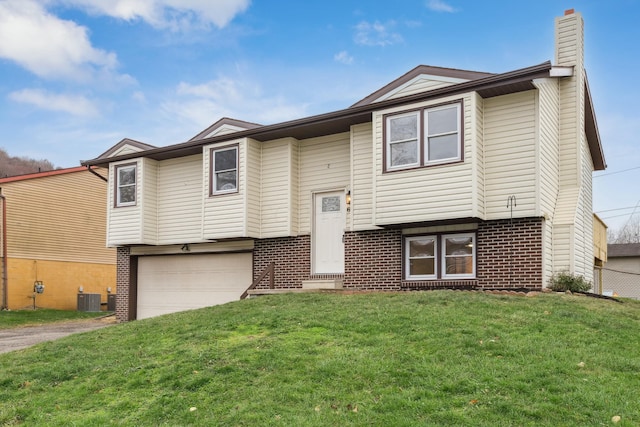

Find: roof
0;166;91;184
96;138;156;159
351;65;495;107
81;60;604;171
189;117;263;141
607;243;640;258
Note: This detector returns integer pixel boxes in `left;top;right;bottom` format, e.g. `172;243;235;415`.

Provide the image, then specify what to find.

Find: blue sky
0;0;638;232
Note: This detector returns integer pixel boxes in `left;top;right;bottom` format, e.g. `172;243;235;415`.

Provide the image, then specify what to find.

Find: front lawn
0;291;638;426
0;308;109;329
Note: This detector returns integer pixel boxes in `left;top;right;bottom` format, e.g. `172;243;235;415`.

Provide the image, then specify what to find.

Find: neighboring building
592;214;608;293
602;244;640;300
0;167;116;311
83;10;606;321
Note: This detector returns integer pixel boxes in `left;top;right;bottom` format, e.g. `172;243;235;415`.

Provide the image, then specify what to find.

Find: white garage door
137;252;252;319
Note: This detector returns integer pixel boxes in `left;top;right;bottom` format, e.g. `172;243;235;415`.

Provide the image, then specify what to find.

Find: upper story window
385;101;462;172
115;164;136;207
211;145;238;195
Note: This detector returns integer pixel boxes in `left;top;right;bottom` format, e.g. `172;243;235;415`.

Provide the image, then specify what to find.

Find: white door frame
312;190;346;274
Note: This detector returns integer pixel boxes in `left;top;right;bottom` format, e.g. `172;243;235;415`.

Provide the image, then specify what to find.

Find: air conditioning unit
77;293;101;312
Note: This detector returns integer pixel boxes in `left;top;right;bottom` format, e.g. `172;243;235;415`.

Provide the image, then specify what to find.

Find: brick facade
344;229;403;290
115;246;131;322
253;236;312;288
476;217;544;289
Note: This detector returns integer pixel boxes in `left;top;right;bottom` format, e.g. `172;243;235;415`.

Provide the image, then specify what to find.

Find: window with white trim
211;146;238;195
385;102;461;171
405;232;475;280
115;164;136;207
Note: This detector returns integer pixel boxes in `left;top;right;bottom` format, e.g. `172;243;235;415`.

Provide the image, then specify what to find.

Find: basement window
405;232;475;280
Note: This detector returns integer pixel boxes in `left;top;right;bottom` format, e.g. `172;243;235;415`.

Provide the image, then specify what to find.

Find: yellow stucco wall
7;258;116;311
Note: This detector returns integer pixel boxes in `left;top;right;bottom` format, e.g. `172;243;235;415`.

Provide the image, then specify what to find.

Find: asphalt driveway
0;315;116;354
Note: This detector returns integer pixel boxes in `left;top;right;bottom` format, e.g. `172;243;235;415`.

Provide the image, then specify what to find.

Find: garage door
137;252;252;319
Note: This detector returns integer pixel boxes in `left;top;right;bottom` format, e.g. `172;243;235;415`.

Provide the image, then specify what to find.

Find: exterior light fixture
78;286;84;293
346;190;351;212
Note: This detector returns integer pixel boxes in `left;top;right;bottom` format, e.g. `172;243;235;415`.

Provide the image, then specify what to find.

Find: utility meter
34;281;45;294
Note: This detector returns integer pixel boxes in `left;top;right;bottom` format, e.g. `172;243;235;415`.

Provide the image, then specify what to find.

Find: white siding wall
261;138;296;237
203;140;247;239
107;159;144;246
471;93;485;218
483;91;537;220
141;158;158;244
351;123;377;231
387;77;459;99
156;155;202;244
535;78;560;220
290;140;299;235
373;94;475;226
298;133;350;235
246;138;262;237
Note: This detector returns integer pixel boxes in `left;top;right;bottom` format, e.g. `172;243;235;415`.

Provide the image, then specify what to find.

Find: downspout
0;190;7;310
86;165;108;182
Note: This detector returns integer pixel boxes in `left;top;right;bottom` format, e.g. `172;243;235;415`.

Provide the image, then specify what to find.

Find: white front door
313;191;346;274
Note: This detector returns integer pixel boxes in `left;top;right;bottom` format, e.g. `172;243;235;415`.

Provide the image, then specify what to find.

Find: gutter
0;191;7;310
86;165;108;182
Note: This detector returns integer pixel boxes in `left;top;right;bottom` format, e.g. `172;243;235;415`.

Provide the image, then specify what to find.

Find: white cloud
426;0;457;13
334;51;354;65
0;0;128;83
354;21;403;47
9;88;100;117
164;76;309;130
59;0;251;31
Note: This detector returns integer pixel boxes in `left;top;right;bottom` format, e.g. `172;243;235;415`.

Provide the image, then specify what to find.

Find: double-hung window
385;102;461;171
211;146;238;195
115;164;136;207
405;232;475;280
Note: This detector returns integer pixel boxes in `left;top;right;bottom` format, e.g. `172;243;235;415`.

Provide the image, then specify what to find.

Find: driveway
0;315;116;354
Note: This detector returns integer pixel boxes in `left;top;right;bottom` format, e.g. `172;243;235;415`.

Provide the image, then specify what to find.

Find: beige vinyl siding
111;145;144;156
385;77;461;100
290;140;299;235
203;140;247;239
2;169;115;264
298;133;350;235
483;91;537;219
351;122;377;231
575;133;594;281
260;138;295;237
246;138;262;237
471;92;485;218
373;94;475;226
542;219;554;284
534;78;560;219
156;155;202;244
141;158;158;244
107;159;144;246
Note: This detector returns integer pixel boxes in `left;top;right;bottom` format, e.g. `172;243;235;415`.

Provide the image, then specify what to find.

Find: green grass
1;291;639;426
0;308;110;329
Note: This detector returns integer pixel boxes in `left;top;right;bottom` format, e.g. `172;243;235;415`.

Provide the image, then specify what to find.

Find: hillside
0;148;55;178
0;291;638;426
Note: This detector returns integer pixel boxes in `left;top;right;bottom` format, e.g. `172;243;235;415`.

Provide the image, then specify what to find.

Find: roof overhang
83;61;555;168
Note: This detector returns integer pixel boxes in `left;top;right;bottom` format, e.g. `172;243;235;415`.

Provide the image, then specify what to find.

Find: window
211;146;238;195
406;236;437;279
387;111;420;169
115;164;136;207
385;102;461;171
405;233;475;280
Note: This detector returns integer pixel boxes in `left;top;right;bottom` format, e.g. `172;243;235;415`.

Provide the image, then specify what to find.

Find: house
601;244;640;299
0;167;116;311
82;10;605;321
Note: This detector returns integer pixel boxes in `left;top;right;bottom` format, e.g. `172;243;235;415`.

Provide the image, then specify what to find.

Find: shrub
548;271;592;293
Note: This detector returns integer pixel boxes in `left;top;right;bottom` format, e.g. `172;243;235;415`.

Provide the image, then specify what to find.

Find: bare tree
0;148;56;178
608;215;640;243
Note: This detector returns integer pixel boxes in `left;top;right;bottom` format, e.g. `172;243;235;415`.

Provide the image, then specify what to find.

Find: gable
96;138;156;159
190;117;262;141
352;65;494;107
